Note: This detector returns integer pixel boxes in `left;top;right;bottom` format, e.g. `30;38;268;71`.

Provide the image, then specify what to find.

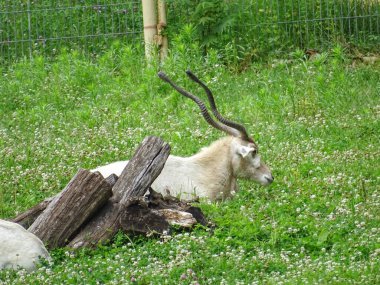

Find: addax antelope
92;71;273;201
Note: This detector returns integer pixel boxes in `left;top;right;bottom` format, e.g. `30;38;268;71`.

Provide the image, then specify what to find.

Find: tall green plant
167;0;239;52
167;0;379;66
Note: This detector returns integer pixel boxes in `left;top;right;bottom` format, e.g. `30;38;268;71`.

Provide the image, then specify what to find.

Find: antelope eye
251;149;258;156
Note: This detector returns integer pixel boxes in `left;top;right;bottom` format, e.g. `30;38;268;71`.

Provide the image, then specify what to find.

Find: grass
0;47;379;284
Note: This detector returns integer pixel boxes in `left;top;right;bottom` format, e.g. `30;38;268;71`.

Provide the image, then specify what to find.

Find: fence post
157;0;168;61
27;0;33;59
142;0;158;61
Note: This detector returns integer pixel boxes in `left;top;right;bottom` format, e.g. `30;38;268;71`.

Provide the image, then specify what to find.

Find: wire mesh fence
0;1;143;63
167;0;379;56
232;0;380;54
0;1;379;64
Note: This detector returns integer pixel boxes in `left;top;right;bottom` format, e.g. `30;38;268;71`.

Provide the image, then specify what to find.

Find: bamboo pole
142;0;158;60
27;0;33;59
157;0;168;61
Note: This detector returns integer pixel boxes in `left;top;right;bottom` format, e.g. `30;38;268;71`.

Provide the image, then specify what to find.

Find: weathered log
12;136;208;250
118;189;207;234
119;198;170;235
104;173;119;187
156;209;197;228
68;200;121;249
28;169;112;249
113;136;171;204
185;206;208;227
12;174;119;229
12;197;54;229
68;136;171;248
146;188;208;227
99;190;205;237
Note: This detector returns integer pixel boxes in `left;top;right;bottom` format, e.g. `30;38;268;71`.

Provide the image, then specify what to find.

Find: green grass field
0;48;379;284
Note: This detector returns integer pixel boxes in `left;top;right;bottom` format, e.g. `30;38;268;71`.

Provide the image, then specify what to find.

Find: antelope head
158;71;274;187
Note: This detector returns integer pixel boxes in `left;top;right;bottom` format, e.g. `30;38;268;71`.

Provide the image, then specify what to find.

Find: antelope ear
237;146;255;158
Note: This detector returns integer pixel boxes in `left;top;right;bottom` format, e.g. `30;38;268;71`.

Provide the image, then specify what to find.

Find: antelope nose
265;175;274;183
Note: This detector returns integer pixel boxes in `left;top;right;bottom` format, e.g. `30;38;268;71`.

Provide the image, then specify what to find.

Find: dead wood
116;189;207;236
155;208;197;228
28;169;112;249
68;200;121;249
119;198;170;235
146;189;208;227
12;197;54;229
68;136;171;248
11;136;208;250
112;136;171;204
12;174;119;229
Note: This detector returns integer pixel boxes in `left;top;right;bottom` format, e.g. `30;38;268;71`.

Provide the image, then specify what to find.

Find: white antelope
93;71;273;201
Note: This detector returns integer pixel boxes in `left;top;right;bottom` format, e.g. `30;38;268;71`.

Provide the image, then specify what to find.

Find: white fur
0;220;51;271
92;136;273;201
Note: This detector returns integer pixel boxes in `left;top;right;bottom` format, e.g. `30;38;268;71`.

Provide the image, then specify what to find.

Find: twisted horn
185;70;252;142
158;71;241;138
